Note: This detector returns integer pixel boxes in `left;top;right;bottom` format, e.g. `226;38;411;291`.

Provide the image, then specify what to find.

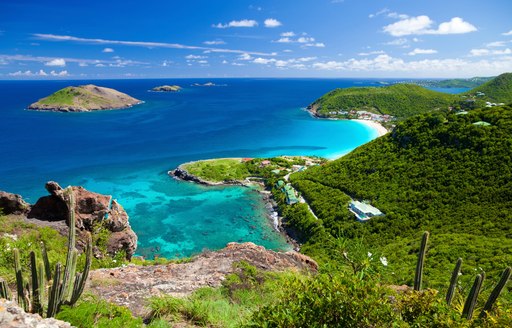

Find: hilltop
28;84;141;112
309;83;458;120
290;105;512;290
409;76;493;89
464;72;512;103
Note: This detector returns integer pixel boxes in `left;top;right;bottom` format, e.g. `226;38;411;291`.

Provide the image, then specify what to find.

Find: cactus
479;266;511;318
0;278;11;300
462;273;484;320
446;258;462;305
0;186;92;318
29;251;43;315
41;241;52;281
414;231;429;291
13;248;27;311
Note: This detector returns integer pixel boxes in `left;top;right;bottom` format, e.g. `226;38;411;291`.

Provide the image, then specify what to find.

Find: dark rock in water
27;181;137;260
0;191;30;214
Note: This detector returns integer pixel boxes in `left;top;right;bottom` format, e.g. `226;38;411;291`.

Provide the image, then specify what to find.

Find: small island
28;84;142;112
151;85;182;92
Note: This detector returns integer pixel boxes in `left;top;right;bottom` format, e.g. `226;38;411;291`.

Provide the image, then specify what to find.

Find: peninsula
151;85;182;92
28;84;142;112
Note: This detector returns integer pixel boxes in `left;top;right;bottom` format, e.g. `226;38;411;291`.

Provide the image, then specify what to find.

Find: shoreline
352;119;389;138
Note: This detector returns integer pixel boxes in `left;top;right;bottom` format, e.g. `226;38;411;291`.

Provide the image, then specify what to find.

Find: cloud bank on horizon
0;0;511;79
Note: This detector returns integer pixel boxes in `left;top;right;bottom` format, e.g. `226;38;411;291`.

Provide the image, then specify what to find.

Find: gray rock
0;299;73;327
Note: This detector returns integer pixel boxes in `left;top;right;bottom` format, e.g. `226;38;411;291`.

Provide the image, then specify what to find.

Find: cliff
28;84;141;112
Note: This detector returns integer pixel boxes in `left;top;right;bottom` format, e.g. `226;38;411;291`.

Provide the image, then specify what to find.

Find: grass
38;87;78;105
182;158;250;182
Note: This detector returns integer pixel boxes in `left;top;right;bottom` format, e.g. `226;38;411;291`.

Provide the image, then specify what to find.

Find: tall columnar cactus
13;248;27;311
462;273;484;320
0;278;11;300
479;266;511;318
0;186;92;318
446;258;462;305
414;231;429;291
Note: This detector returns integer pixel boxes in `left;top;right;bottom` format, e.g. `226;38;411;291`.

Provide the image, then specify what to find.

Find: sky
1;0;512;79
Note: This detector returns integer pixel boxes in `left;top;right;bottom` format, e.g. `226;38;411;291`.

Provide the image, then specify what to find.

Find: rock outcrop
28;84;141;112
151;85;181;92
23;181;137;259
0;299;72;328
0;191;29;215
88;242;317;316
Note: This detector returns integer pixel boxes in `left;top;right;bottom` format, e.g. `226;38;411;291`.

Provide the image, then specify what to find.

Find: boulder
0;191;30;215
28;181;137;260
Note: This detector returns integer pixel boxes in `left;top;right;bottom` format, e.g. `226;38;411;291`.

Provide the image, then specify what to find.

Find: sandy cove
352;119;389;137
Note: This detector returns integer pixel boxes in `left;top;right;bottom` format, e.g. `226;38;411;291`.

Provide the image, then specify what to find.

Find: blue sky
1;0;512;79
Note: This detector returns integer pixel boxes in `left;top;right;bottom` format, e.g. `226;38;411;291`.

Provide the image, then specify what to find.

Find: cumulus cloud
203;40;226;45
238;53;253;60
304;42;325;48
408;48;438;56
264;18;282;28
50;70;68;76
253;57;275;65
385;38;408;46
102;47;114;53
383;16;477;36
185;54;207;59
213;19;258;28
162;60;173;67
503;30;512;36
45;58;66;67
486;41;508;47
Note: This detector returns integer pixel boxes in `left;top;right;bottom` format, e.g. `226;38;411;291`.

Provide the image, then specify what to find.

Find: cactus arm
0;279;11;300
46;263;62;318
41;242;52;281
37;261;45;315
13;248;27;311
29;251;42;314
480;267;511;318
414;231;429;291
60;187;77;304
446;258;462;305
462;273;484;320
70;234;92;305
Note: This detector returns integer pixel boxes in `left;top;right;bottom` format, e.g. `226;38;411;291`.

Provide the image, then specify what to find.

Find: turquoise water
0;78;382;258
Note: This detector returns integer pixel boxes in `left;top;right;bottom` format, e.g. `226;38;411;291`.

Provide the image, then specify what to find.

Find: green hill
290;105;512;291
465;72;512;103
28;84;141;112
412;76;493;89
309;83;458;119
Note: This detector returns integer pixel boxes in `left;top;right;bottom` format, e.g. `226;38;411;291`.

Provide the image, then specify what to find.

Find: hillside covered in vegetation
464;72;512;103
309;83;458;119
290;105;512;292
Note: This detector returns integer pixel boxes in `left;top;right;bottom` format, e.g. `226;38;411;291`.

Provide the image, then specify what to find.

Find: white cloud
369;8;389;19
45;58;66;67
203;40;226;45
470;48;512;56
8;69;67;77
385;38;408;46
197;60;208;64
222;60;228;64
33;33;273;56
503;30;512;36
264;18;282;28
304;42;325;48
359;50;385;56
50;70;68;76
283;49;293;53
185;54;207;59
408;48;438;56
232;62;245;66
387;12;409;20
311;54;512;77
253;57;275;65
383;16;476;36
78;62;88;67
102;47;114;53
162;60;173;67
238;53;253;60
297;37;315;43
276;37;292;43
486;41;508;47
281;31;295;37
213;19;258;28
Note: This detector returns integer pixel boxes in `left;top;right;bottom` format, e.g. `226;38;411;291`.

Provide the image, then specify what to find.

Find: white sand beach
353;119;389;137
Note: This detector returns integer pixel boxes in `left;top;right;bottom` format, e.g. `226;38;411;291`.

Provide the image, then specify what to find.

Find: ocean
0;78;466;258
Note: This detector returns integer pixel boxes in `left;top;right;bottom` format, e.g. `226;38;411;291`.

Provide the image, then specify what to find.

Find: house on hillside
349;200;384;222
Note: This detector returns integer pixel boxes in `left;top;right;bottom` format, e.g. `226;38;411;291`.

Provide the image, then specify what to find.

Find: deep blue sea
0;78;466;258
